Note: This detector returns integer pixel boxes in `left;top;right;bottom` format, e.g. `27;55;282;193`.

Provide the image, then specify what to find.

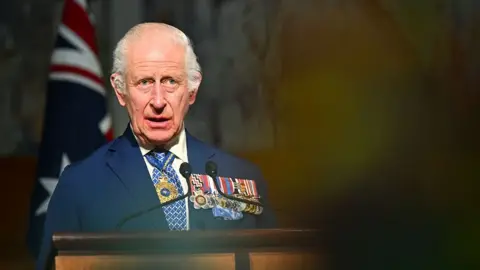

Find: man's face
112;35;199;147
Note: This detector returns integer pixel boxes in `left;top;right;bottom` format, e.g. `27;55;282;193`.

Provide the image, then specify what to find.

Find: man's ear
188;89;198;105
110;73;126;107
188;71;202;105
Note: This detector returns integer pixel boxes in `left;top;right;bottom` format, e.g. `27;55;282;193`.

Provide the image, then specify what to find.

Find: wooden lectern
50;229;322;270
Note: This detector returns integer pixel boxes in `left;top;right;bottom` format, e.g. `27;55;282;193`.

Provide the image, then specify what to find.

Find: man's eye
162;78;178;85
138;79;153;85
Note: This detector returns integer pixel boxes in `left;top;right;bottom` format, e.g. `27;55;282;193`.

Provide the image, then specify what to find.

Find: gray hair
111;23;201;92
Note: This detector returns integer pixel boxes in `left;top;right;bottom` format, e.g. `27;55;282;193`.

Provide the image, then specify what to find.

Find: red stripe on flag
61;0;98;55
50;64;103;85
104;128;113;141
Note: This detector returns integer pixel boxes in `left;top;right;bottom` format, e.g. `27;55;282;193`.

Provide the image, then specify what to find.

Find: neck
131;123;184;150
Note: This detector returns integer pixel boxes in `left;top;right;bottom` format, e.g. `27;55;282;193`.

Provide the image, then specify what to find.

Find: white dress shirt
134;127;190;230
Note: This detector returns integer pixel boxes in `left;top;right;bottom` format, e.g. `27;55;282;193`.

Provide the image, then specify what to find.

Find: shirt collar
132;125;188;163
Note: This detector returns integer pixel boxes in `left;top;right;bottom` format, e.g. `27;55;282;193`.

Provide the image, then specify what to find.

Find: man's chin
145;131;177;146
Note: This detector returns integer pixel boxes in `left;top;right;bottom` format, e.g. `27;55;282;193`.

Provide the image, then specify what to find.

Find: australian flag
26;0;113;258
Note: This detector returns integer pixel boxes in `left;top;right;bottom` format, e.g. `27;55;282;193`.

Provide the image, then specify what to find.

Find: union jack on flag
26;0;112;258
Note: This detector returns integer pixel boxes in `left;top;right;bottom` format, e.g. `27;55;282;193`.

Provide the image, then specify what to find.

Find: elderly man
36;23;276;269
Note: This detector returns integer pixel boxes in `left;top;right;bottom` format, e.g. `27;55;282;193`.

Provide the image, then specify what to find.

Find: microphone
205;161;263;207
115;162;193;229
179;162;192;178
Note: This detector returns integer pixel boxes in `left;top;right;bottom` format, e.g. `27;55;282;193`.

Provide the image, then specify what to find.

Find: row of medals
190;177;263;215
154;174;262;215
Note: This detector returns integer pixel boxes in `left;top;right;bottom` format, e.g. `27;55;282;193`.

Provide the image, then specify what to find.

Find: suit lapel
106;126;168;229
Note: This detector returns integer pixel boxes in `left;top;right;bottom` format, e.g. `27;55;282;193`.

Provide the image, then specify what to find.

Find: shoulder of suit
201;143;262;175
61;138;119;175
188;134;259;169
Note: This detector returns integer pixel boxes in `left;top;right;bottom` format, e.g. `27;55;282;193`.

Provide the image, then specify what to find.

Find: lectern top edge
52;228;321;255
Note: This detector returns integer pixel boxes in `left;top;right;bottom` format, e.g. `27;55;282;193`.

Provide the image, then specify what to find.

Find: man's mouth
146;117;169;122
145;117;171;128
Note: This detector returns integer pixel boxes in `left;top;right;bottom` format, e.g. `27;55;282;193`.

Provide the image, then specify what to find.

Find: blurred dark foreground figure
308;177;465;270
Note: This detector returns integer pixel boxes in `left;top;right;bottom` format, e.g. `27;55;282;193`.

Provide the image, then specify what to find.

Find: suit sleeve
253;167;278;228
35;165;81;270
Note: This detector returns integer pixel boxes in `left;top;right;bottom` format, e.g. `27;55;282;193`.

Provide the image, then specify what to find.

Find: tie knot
145;150;175;170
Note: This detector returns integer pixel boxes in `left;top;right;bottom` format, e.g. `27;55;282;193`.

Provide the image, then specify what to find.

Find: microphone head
179;162;192;178
205;161;218;177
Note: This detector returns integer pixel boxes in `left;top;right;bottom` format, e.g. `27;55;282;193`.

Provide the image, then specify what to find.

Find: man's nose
150;83;166;109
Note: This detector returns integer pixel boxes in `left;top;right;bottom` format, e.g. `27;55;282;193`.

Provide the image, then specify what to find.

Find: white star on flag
35;153;71;216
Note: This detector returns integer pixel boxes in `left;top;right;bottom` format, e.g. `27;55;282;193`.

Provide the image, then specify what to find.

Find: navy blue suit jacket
36;126;277;270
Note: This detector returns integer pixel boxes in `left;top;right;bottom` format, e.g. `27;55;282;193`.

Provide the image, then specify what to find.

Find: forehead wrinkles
133;60;184;70
128;60;186;79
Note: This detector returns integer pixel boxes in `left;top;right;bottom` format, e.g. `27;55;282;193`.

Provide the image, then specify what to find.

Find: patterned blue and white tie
145;150;187;230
